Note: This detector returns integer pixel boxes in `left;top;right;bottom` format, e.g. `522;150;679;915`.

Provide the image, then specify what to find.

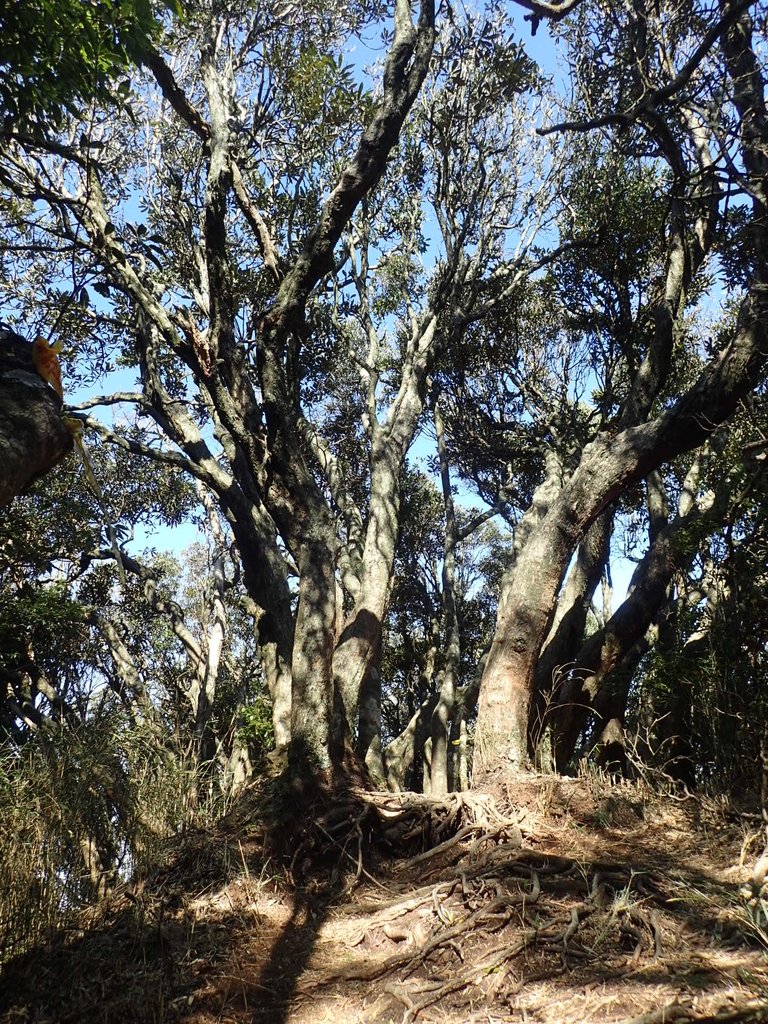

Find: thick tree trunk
474;284;768;782
474;454;570;775
531;511;612;755
451;718;469;790
422;736;433;794
222;732;254;796
79;835;115;901
647;569;728;786
589;635;650;775
356;666;387;786
289;543;337;773
474;6;768;786
332;433;399;732
234;531;293;756
0;332;72;507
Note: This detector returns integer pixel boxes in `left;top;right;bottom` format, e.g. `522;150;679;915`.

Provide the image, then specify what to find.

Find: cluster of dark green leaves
238;695;275;760
0;0;180;136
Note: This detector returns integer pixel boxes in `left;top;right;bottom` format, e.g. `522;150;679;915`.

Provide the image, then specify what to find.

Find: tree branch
142;47;211;142
267;0;436;327
231;160;282;283
68;392;145;410
539;0;753;138
78;414;207;480
509;0;586;23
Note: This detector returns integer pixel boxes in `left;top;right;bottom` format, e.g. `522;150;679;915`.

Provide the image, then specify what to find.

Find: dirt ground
3;771;768;1024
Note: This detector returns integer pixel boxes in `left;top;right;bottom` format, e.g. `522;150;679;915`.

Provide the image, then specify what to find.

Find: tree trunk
385;693;438;791
552;511;692;768
474;454;570;776
429;397;459;795
422;736;433;794
357;665;387;787
531;511;612;756
193;487;229;765
332;320;437;739
451;717;469;791
450;666;482;790
0;332;73;507
221;730;254;797
591;637;650;776
474;286;768;782
289;542;337;774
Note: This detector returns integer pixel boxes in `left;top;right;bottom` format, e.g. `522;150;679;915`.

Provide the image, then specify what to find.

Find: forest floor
3;770;768;1024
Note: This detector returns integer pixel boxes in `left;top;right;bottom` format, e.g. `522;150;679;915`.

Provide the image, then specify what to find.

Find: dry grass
0;723;229;968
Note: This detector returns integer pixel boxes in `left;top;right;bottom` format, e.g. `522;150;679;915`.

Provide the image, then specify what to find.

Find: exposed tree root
283;785;523;885
619;1000;768;1024
284;786;767;1024
3;779;767;1024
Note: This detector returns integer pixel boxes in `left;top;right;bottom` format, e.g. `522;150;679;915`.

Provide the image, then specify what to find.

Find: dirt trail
2;773;768;1024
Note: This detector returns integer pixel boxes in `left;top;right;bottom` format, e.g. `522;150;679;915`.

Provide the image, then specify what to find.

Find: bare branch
142;47;211;142
231;160;282;283
540;0;753;139
78;414;206;480
457;503;505;541
267;0;436;327
68;392;145;410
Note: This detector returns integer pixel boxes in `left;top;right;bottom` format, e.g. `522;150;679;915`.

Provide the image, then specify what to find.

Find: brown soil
2;772;768;1024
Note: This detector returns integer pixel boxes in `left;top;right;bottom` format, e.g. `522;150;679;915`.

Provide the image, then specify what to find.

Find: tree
0;440;280;949
472;0;768;780
1;0;766;799
621;417;768;789
0;0;173;136
370;467;506;792
0;0;555;785
0;0;177;507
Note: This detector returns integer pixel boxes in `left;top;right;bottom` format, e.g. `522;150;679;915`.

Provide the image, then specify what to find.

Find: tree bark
357;665;387;786
429;397;460;795
474;282;768;782
531;511;612;756
289;542;337;773
385;692;438;792
474;453;567;774
0;332;72;507
332;318;438;737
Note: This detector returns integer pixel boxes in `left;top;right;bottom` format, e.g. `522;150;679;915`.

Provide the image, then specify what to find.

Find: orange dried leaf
32;336;64;397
